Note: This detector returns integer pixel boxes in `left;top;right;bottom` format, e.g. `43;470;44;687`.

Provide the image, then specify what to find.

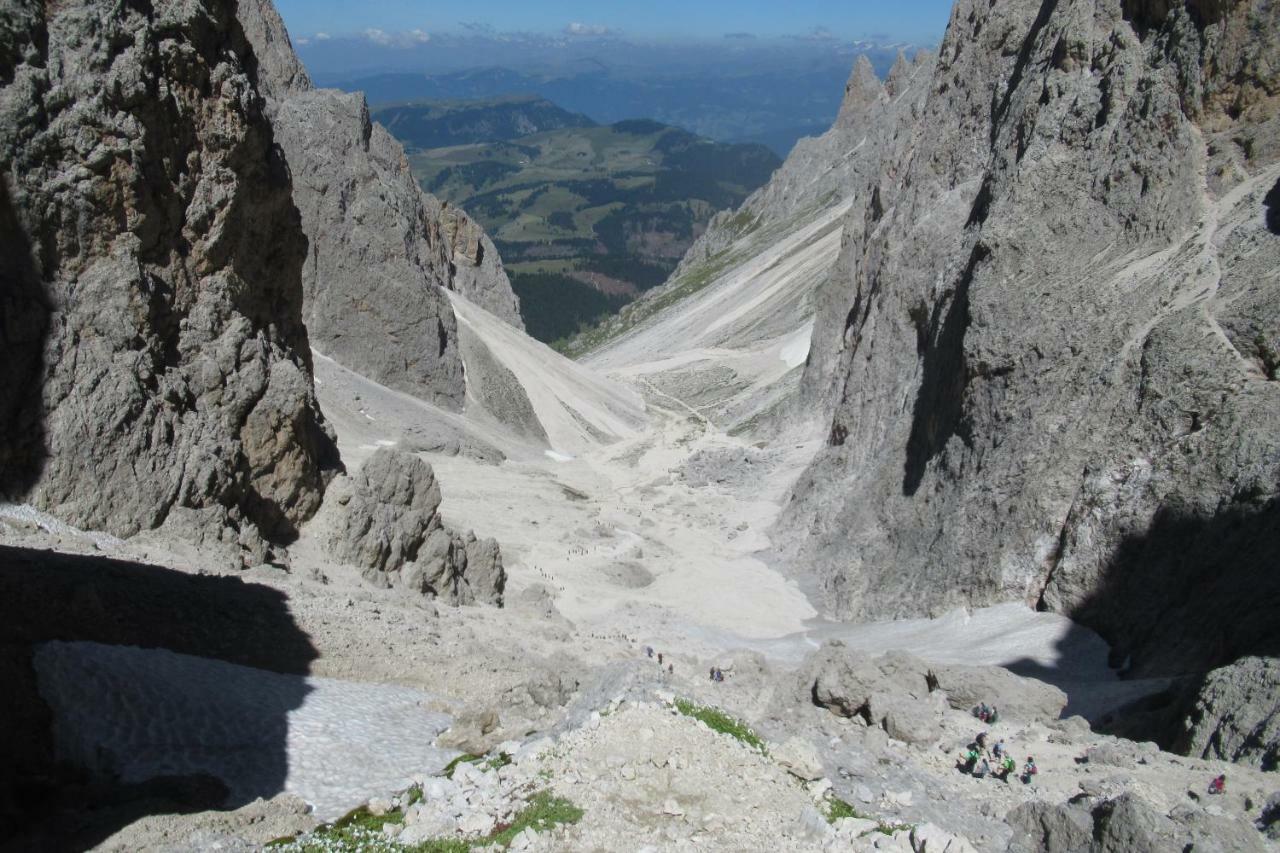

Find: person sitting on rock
957;747;980;774
975;702;991;722
992;740;1005;759
1021;756;1038;784
989;706;1000;725
1208;774;1226;795
997;755;1016;782
976;731;988;752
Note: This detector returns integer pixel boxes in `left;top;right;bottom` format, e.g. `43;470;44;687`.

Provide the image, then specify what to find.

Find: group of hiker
958;704;1036;784
642;645;674;675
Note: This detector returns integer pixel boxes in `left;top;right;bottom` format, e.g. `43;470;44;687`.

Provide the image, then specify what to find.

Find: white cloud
314;32;331;41
294;36;310;46
564;22;611;37
361;27;431;48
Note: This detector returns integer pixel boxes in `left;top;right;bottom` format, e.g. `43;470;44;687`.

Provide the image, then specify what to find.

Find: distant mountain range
372;97;781;343
324;57;900;157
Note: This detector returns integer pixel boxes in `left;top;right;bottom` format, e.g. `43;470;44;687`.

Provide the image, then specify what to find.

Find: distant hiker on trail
958;746;980;774
668;663;674;675
644;646;653;658
709;667;716;681
1208;774;1226;795
1021;757;1038;785
658;652;664;665
997;756;1016;782
714;668;724;683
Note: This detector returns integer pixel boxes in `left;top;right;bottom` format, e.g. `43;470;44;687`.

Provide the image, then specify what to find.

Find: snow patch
33;642;455;822
0;503;123;550
544;450;575;462
779;324;813;368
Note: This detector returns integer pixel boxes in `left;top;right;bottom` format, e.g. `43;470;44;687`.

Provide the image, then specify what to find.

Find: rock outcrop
781;0;1280;696
1177;656;1280;770
0;0;337;554
1006;792;1267;852
330;449;504;605
238;2;522;410
800;642;1066;746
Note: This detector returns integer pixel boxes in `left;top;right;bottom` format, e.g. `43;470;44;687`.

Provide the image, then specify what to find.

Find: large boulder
1176;656;1280;769
0;0;336;553
801;643;942;745
929;663;1068;723
330;449;504;605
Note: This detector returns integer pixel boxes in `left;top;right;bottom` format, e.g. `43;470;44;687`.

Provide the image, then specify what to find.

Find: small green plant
268;802;408;851
673;698;767;753
482;790;584;848
821;795;868;824
443;753;484;778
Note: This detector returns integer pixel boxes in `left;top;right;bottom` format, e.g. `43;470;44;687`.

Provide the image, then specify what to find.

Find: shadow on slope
1015;497;1280;749
0;546;317;852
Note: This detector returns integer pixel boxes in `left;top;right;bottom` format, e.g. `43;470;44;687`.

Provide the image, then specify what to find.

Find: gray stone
930;663;1068;723
1176;656;1280;769
773;736;825;781
331;449;504;605
0;0;337;553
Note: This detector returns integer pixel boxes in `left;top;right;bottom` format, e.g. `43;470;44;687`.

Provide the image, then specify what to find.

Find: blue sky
274;0;954;43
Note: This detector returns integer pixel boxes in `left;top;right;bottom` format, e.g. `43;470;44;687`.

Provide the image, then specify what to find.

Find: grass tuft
673;698;767;754
481;790;584;848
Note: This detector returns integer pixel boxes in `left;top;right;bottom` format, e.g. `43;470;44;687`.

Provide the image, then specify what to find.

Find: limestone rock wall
239;1;523;411
783;0;1280;681
0;0;337;553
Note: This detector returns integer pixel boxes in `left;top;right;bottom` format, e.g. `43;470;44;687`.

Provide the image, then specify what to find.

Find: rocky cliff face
783;0;1280;688
0;0;337;555
238;2;522;411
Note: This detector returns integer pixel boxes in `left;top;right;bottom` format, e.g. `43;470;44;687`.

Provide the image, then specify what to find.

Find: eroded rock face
1177;656;1280;770
782;0;1280;689
331;450;504;605
238;1;522;411
0;0;336;553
